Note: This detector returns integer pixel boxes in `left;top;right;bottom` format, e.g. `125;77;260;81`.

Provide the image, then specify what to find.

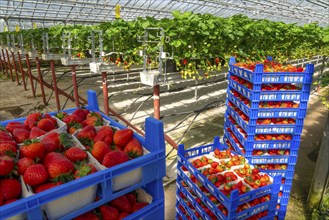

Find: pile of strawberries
4;113;59;143
76;125;143;168
234;59;304;73
253;149;290;156
0;129;21;207
56;109;104;134
74;190;149;220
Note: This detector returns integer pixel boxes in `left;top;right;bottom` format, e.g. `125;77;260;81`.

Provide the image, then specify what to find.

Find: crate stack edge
223;57;314;219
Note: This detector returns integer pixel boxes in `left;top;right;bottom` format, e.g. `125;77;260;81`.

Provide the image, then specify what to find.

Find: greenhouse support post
5;49;14;81
101;72;109;116
71;65;80;107
17;51;27;91
11;51;19;86
0;51;4;73
25;54;36;98
307;113;329;208
35;57;47;106
153;85;160;119
1;49;8;76
50;60;61;111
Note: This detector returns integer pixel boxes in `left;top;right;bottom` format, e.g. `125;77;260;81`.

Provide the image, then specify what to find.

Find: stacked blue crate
175;137;281;220
223;57;314;219
0;90;166;220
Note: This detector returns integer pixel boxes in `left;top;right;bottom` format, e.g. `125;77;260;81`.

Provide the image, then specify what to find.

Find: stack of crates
223;57;314;219
175;137;282;220
0;90;166;220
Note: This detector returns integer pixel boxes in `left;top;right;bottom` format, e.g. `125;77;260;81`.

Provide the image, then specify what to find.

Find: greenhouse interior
0;0;328;219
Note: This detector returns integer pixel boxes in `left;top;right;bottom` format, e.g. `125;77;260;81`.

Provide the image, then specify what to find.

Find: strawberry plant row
228;57;314;85
176;137;281;220
0;90;166;220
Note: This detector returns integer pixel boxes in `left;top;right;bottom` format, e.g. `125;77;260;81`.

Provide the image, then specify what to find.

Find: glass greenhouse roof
1;0;328;32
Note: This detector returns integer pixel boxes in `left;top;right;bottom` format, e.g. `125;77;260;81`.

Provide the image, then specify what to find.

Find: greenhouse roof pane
0;0;328;32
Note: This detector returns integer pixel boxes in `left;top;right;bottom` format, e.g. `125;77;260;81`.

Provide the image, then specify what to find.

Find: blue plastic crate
228;80;310;102
228;57;314;85
176;138;281;219
176;159;280;220
176;182;212;220
276;205;287;220
0;90;166;220
224;118;301;151
227;91;308;119
226;104;303;135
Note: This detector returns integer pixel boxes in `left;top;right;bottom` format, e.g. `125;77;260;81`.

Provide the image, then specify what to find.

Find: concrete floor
0;65;328;219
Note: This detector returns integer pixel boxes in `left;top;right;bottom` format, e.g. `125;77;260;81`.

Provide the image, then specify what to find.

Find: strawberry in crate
76;125;145;168
55;109;104;134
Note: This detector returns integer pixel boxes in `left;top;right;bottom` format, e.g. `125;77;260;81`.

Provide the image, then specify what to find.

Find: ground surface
0;59;328;220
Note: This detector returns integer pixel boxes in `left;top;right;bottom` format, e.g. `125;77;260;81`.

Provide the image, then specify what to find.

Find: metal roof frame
0;0;328;32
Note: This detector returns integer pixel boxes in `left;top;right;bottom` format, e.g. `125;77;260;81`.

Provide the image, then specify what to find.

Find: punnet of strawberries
55;109;105;134
234;59;304;72
73;189;150;220
75;123;144;168
3;112;61;144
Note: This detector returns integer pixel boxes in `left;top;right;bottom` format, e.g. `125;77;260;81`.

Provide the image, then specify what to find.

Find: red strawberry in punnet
72;109;90;122
118;212;130;220
77;125;97;145
0;178;21;201
23;164;49;186
92;141;111;163
126;193;137;206
13;128;30;143
25;112;43;129
5;122;28;134
62;114;83;124
0;142;17;157
113;129;133;147
93;126;113;146
100;205;120;220
0;130;13;142
29;127;47;139
123;138;143;159
102;151;129;168
17;157;34;175
74;164;97;179
44;114;57;126
0;156;15;176
37;118;56;132
20;140;45;161
109;195;132;213
44;152;75;180
64;147;87;163
34;182;61;194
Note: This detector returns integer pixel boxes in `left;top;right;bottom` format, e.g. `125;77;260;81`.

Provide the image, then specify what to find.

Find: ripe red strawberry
81;117;103;127
34;182;61;194
44;114;58;126
0;156;15;176
123;138;143;159
133;202;149;211
74;212;100;220
102;151;129;168
25;112;43;129
0;178;21;201
44;152;75;180
118;212;130;220
5;122;28;134
0;142;17;157
86;112;102;120
64;147;87;163
94;126;113;146
100;205;120;220
41;132;65;153
72;109;90;121
92;141;111;162
109;195;132;213
17;157;34;175
23;164;48;186
74;164;97;179
0;190;3;205
37;118;56;132
29;127;47;139
77;125;97;145
113;129;133;147
12;128;30;143
126;193;136;206
0;130;13;142
113;145;123;151
20;140;45;161
62;114;83;124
